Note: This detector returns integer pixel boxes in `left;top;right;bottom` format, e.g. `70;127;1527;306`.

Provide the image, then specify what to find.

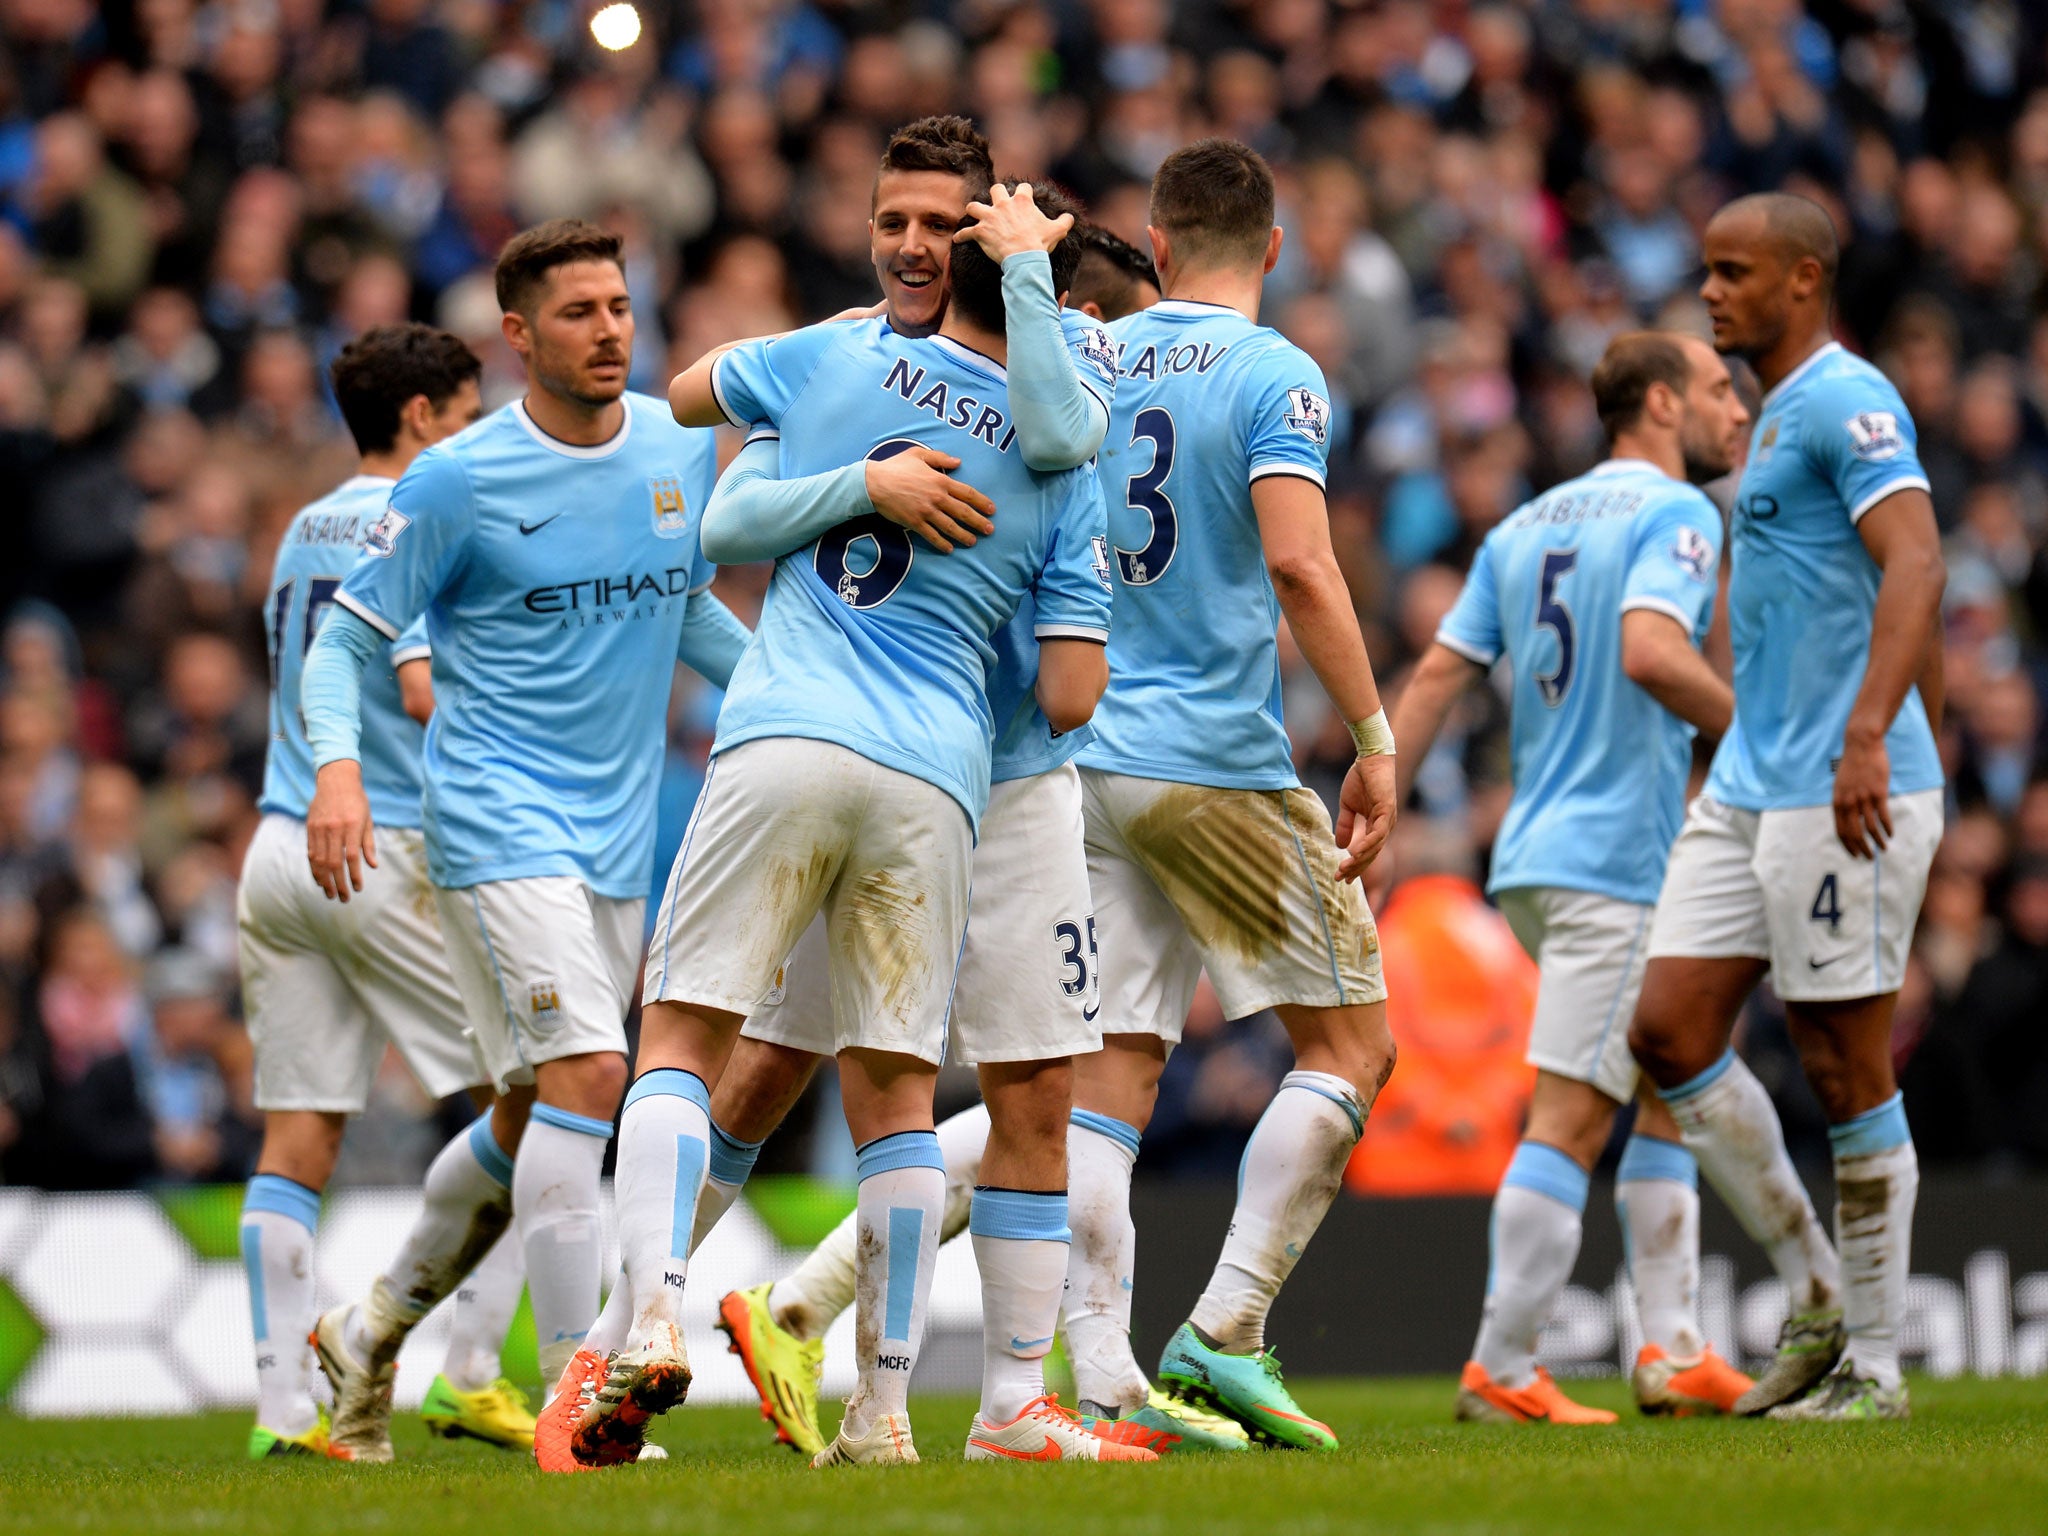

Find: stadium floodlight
589;2;642;51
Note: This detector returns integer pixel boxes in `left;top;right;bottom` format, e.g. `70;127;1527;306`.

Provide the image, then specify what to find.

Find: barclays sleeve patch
1671;525;1714;580
1076;325;1120;385
1284;386;1331;446
362;507;412;558
1844;410;1904;462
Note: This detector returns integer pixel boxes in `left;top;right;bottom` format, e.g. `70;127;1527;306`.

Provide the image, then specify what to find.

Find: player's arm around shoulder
675;316;866;430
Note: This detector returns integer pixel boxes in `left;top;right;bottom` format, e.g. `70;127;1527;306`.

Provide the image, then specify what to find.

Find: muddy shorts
1496;885;1651;1104
1077;768;1385;1046
746;762;1099;1067
644;737;972;1065
240;813;484;1110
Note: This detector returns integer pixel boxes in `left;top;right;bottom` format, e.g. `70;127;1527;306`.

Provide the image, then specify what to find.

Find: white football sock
516;1103;611;1389
769;1101;988;1341
1189;1070;1365;1355
354;1114;515;1365
1659;1049;1841;1315
615;1069;712;1340
242;1174;322;1436
1063;1108;1148;1415
1830;1094;1918;1391
688;1119;765;1252
1471;1142;1587;1387
969;1188;1069;1423
443;1230;525;1391
1615;1134;1704;1359
585;1268;630;1356
840;1131;943;1439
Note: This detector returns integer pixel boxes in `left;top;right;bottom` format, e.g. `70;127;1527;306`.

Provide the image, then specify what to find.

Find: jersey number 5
1115;408;1177;585
814;440;920;609
1534;549;1578;707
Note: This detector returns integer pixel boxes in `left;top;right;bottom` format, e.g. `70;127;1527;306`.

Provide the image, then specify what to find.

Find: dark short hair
1590;331;1693;441
1714;191;1840;293
1069;223;1158;320
1149;138;1275;269
875;115;993;205
329;323;481;454
948;180;1085;336
493;218;624;316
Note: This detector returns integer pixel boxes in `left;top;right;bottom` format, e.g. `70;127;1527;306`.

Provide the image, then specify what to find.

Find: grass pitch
2;1376;2043;1536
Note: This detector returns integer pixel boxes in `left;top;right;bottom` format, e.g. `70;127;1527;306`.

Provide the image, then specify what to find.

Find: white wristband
1348;708;1395;758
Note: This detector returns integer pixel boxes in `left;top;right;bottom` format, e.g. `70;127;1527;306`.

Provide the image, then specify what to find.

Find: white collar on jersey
338;473;396;490
513;398;634;460
929;334;1006;379
1761;340;1844;409
1585;456;1660;478
1149;299;1240;318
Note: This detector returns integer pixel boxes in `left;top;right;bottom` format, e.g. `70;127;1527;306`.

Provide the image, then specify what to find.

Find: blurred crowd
2;0;2046;1193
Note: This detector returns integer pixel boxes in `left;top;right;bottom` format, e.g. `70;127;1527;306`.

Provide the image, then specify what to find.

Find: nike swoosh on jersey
519;514;563;535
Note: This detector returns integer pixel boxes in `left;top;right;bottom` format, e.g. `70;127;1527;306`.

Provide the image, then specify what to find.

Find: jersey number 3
1115;408;1177;585
1534;548;1578;707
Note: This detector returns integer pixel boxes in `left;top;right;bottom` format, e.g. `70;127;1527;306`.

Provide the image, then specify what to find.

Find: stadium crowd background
0;0;2044;1198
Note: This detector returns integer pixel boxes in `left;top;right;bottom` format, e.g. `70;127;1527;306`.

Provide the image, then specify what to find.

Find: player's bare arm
1620;609;1734;738
669;303;887;430
397;658;434;725
1387;643;1486;804
1034;636;1108;735
1251;473;1396;879
1837;486;1945;858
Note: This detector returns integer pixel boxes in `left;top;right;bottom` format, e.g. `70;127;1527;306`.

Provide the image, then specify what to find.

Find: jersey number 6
814;440;920;609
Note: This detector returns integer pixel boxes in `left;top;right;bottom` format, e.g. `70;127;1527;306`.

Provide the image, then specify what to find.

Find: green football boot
1156;1323;1337;1451
248;1407;332;1459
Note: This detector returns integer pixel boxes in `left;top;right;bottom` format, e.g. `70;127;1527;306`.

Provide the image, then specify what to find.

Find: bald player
1627;193;1946;1421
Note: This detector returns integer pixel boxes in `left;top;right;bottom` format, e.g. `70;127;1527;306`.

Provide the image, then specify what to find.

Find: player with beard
296;219;748;1463
1391;331;1764;1423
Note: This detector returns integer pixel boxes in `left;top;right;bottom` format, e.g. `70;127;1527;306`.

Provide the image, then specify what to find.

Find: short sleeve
336;448;474;640
1059;311;1119;414
1241;341;1334;489
1435;539;1504;666
1031;470;1113;642
708;324;844;432
1800;372;1932;524
388;617;431;667
1622;490;1723;640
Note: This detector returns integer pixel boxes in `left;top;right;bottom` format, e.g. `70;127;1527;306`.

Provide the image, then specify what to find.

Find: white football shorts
644;737;972;1065
746;762;1100;1066
238;813;482;1111
1496;885;1651;1104
1646;789;1942;1003
1079;768;1385;1046
435;874;644;1091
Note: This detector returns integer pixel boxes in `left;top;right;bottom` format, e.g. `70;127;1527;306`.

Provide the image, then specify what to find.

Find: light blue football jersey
1705;343;1944;810
260;475;431;827
1076;300;1333;789
334;394;719;897
1437;459;1724;905
711;320;1112;825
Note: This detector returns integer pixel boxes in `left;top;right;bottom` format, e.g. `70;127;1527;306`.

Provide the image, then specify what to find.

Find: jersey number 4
1115;408;1177;585
1534;548;1578;707
814;440;920;609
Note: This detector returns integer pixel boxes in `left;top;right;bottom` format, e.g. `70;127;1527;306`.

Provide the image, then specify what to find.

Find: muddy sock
1188;1070;1365;1355
359;1115;514;1363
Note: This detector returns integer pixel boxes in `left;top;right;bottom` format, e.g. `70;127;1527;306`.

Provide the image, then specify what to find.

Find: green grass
2;1376;2044;1536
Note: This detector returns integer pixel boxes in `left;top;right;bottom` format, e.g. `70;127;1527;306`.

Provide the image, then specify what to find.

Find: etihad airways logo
523;566;693;627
